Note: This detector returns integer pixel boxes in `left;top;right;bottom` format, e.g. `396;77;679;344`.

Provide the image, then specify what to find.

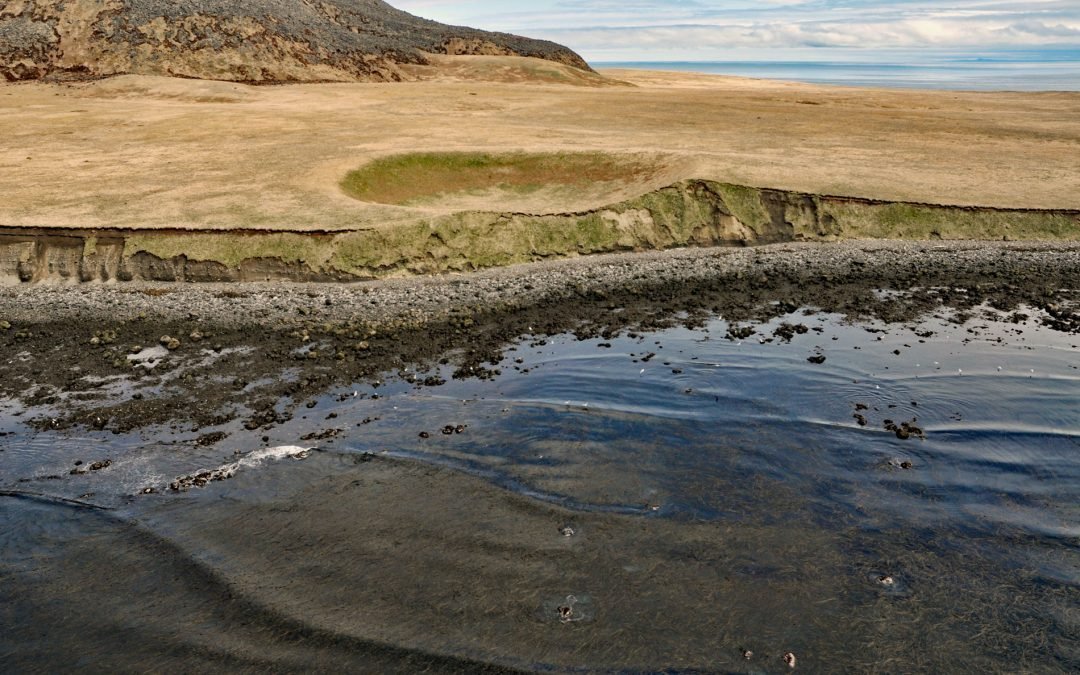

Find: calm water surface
2;300;1078;671
596;56;1080;91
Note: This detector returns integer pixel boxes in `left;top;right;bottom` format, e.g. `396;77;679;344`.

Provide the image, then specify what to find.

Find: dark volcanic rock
0;0;590;83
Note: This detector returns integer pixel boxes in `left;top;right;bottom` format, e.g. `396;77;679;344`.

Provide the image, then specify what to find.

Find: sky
392;1;1080;61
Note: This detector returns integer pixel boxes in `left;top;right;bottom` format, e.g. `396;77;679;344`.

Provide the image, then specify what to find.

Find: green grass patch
125;233;334;270
341;151;652;206
820;201;1078;240
714;183;771;232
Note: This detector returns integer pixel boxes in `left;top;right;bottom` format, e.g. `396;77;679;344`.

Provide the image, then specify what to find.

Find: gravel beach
3;240;1078;326
1;240;1077;435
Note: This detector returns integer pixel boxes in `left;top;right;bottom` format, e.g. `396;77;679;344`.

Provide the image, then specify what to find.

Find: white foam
127;345;169;369
241;445;312;465
167;446;312;492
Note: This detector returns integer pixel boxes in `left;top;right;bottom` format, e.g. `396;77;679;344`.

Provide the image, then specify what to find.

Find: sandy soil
1;57;1078;232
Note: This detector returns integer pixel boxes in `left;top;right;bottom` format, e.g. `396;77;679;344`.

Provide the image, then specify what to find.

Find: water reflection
1;301;1078;672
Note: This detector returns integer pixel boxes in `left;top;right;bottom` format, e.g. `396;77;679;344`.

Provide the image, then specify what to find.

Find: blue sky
393;1;1080;61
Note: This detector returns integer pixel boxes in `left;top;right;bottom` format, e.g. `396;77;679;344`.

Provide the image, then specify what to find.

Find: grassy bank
4;179;1076;283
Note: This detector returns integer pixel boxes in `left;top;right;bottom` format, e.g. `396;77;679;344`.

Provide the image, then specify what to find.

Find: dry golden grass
0;57;1077;233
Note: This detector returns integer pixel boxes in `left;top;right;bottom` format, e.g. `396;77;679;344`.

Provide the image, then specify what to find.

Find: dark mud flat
1;241;1079;673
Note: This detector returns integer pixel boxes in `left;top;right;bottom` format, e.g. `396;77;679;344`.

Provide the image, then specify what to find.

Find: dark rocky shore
1;240;1077;437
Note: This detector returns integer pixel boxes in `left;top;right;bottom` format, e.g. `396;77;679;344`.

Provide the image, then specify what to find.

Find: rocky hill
0;0;590;82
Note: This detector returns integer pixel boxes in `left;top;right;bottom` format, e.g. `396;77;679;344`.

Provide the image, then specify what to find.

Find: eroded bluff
0;0;590;82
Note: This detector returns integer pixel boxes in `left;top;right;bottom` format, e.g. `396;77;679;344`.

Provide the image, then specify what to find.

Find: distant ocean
594;51;1080;91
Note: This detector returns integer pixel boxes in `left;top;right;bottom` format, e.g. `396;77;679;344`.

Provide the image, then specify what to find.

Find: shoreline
3;239;1079;323
1;240;1076;435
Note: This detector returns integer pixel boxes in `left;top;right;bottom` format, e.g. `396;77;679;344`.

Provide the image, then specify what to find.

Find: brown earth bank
2;184;1078;284
0;241;1076;436
0;0;589;82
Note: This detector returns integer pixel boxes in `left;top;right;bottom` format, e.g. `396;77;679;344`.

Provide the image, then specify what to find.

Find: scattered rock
784;652;797;669
159;335;181;351
89;330;117;346
886;457;916;471
884;419;924;440
244;408;291;430
195;431;229;446
727;325;755;340
807;354;827;364
301;428;342;441
773;323;809;342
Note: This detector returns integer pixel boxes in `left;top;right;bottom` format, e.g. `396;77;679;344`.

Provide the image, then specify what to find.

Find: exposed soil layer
0;0;589;83
1;241;1076;436
2;182;1076;284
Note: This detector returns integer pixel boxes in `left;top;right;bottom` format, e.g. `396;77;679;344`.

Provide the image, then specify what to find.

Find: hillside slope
0;0;590;82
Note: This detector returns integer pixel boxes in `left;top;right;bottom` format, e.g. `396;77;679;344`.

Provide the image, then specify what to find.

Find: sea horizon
593;50;1080;91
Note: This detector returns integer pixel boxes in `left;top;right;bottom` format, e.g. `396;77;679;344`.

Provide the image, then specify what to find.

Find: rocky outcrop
0;0;590;83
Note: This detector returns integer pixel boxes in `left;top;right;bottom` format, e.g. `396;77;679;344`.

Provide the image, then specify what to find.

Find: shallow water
1;300;1078;672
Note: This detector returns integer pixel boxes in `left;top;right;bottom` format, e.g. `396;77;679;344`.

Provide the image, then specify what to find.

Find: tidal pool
1;299;1077;672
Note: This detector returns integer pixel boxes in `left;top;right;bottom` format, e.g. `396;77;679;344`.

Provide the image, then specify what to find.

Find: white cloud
392;0;1080;58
